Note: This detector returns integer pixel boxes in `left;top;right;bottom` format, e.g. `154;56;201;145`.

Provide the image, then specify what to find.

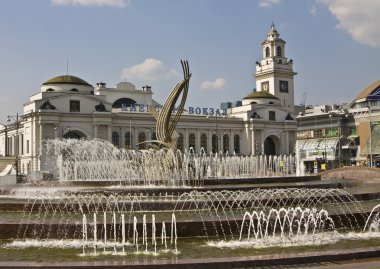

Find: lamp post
366;102;373;167
329;113;333;169
7;113;19;181
207;114;226;178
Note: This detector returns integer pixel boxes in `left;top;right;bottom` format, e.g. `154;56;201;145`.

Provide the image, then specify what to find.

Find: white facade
0;24;298;175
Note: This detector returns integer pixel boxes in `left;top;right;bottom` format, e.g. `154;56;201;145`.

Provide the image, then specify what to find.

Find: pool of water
2;231;380;262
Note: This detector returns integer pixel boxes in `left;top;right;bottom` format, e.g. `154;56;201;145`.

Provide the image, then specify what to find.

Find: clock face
279;80;288;93
261;81;269;91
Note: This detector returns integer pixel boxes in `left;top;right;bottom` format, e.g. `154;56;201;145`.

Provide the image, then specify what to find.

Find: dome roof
244;91;279;100
42;75;91;86
354;80;380;101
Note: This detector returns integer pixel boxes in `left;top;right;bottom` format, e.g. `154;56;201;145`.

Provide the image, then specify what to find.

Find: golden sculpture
140;60;191;149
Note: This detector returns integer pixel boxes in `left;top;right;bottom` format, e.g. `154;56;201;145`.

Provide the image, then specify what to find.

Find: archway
63;130;86;139
264;136;277;155
112;98;136;108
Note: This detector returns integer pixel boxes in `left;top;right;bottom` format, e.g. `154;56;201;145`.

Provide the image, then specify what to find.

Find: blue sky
1;0;380;120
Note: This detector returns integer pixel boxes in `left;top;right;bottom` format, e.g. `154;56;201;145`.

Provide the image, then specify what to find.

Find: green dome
42;75;91;86
244;91;279;99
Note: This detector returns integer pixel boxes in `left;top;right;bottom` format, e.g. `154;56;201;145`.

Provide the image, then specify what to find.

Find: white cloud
121;58;177;81
258;0;281;8
51;0;130;8
310;4;317;15
319;0;380;47
200;78;226;91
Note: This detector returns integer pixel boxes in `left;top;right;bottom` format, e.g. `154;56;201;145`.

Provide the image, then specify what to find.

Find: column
261;130;265;155
54;125;58;138
38;123;44;170
121;127;126;148
285;131;289;155
134;128;138;149
208;130;212;153
107;125;112;142
229;130;234;153
196;129;201;153
185;129;189;151
251;129;256;155
220;130;224;153
94;125;98;139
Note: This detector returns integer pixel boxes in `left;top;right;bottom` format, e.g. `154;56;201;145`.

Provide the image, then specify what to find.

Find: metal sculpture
140;60;191;149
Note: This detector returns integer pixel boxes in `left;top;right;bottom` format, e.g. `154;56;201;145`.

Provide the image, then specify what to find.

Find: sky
1;0;380;121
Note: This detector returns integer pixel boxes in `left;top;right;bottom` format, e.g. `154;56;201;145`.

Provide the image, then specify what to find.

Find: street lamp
207;114;227;178
7;113;19;181
366;102;373;167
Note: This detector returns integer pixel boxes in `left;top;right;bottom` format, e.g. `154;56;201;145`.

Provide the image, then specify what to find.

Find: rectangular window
313;129;323;138
349;127;357;136
279;80;289;93
70;100;80;112
26;140;29;154
269;111;276;121
326;128;338;137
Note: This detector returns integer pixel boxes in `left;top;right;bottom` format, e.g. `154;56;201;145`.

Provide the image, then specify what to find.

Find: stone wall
321;167;380;183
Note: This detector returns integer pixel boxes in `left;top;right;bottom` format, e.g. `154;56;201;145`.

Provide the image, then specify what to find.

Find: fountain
0;139;380;267
1;61;380;267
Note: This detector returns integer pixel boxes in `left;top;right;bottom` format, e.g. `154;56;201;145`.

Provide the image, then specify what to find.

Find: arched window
138;132;146;149
177;133;184;152
112;131;120;147
46;88;54;92
265;47;270;58
201;134;208;153
70;88;79;92
276;46;282;57
112;98;136;109
234;134;240;154
125;131;133;149
223;134;229;153
212;134;218;153
189;133;195;150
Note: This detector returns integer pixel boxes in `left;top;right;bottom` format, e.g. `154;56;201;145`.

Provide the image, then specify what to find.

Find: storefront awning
298;137;340;151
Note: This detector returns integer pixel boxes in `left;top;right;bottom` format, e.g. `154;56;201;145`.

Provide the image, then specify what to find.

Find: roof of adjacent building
244;91;279;100
42;75;92;86
354;80;380;100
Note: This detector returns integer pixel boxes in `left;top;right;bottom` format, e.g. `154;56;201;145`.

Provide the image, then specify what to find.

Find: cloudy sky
1;0;380;120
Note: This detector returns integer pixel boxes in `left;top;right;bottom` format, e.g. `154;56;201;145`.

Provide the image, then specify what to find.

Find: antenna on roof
66;59;69;75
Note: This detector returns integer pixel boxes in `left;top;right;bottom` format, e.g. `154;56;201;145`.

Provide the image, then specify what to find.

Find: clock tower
255;23;297;112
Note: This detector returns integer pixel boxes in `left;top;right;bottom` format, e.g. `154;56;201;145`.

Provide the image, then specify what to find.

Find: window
189;133;195;149
279;80;288;93
223;134;229;153
313;129;323;138
177;133;184;152
201;134;207;152
70;100;80;112
125;132;132;149
276;46;282;57
326;128;338;137
112;132;120;147
20;134;23;155
265;47;270;58
349;127;357;136
269;111;276;121
234;135;240;154
138;132;146;149
70;88;78;92
46;88;54;92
